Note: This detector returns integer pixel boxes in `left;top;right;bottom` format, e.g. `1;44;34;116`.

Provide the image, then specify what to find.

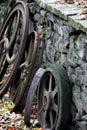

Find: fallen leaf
37;31;44;35
8;128;15;130
39;128;44;130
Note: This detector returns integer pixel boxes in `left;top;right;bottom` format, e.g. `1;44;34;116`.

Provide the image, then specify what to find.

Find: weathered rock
77;121;87;130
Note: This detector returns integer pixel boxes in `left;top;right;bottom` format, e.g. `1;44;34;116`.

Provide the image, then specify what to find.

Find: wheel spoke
53;87;58;97
52;103;58;113
49;74;52;92
49;110;54;129
43;109;47;128
0;55;6;72
6;52;17;64
44;87;48;95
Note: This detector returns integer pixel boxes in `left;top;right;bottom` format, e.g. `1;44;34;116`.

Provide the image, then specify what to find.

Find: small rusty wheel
10;32;44;112
24;68;46;126
9;31;38;102
37;63;71;130
0;1;29;97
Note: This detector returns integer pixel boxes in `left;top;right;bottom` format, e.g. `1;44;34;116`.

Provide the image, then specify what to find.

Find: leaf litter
0;92;43;130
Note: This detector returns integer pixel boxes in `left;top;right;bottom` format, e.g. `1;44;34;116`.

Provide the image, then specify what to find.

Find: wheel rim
38;71;58;129
10;32;44;112
0;1;29;97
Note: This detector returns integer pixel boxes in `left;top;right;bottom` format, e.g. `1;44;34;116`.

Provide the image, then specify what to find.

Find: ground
0;92;43;130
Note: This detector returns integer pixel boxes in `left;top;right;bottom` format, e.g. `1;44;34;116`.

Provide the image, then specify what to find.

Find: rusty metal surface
9;31;38;103
11;31;44;112
0;1;29;97
37;70;58;130
24;67;46;126
37;63;71;130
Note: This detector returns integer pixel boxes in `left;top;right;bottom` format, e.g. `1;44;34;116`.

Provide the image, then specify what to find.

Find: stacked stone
28;1;87;129
0;2;5;26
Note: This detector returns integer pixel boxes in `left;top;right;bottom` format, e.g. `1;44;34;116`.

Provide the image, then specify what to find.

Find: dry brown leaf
37;31;44;35
8;128;15;130
39;128;44;130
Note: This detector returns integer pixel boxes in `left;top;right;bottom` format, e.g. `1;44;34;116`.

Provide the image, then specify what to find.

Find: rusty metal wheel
0;1;29;97
37;63;71;130
10;32;44;112
24;68;46;126
9;31;38;102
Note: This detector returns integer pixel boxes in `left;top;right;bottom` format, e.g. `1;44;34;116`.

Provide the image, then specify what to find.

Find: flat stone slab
36;0;86;20
68;15;87;34
35;0;87;33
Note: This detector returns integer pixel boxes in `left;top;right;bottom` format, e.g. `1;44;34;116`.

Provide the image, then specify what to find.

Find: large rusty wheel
10;32;44;112
24;67;46;126
37;63;71;130
0;1;29;97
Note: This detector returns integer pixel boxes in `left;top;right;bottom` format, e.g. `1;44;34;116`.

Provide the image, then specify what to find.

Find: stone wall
27;1;87;129
0;2;6;25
